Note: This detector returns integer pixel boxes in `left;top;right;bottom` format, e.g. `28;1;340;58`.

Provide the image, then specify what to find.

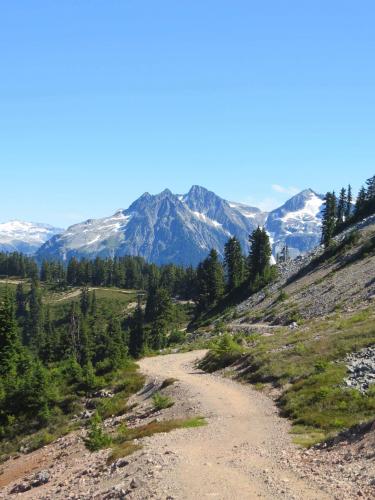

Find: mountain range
0;220;63;255
1;186;324;266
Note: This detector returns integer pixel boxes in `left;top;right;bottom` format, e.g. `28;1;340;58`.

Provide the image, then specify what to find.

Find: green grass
152;392;175;410
198;333;244;372
200;309;375;445
107;416;207;464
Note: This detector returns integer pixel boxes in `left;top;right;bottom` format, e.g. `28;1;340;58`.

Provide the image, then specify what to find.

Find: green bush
152;392;174;411
84;412;112;452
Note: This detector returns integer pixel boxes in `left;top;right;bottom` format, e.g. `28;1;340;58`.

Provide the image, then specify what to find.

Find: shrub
152;392;174;411
84;412;112;452
168;330;186;345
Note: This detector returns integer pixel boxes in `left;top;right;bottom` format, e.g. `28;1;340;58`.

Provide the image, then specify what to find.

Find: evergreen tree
366;175;375;201
355;186;367;216
224;237;244;291
321;192;337;247
129;299;145;358
67;257;80;286
43;306;56;363
80;287;90;316
247;227;272;281
106;317;127;368
15;283;27;322
345;185;352;220
28;279;44;350
68;302;81;361
147;288;172;350
337;187;347;224
0;291;20;375
195;249;225;313
206;249;225;304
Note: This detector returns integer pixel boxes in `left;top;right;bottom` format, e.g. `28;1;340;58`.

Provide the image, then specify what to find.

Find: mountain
37;187;263;266
265;189;324;258
36;186;324;266
0;221;63;255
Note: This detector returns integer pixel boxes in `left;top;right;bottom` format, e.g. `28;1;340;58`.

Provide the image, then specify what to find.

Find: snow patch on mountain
0;221;63;255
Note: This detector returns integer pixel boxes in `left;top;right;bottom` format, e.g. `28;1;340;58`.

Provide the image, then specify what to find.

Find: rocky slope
234;215;375;324
36;186;323;266
0;221;63;255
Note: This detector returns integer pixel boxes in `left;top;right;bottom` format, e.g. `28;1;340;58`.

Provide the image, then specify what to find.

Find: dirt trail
139;351;329;500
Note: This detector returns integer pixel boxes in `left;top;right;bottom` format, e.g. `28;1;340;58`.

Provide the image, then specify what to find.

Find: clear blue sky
1;1;374;227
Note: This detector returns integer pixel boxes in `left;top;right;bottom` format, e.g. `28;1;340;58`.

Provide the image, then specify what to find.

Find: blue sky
1;1;374;227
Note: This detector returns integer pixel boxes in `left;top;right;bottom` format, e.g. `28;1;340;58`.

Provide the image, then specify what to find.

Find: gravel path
138;350;330;500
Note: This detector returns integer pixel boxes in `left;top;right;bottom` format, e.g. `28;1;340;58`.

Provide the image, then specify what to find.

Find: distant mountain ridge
32;186;323;265
0;221;63;255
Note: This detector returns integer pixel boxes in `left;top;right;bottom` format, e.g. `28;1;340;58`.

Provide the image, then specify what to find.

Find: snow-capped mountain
0;221;63;255
265;189;324;258
36;186;324;266
37;187;262;266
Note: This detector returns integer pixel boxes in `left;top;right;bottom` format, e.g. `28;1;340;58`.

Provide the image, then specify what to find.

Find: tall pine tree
224;237;244;292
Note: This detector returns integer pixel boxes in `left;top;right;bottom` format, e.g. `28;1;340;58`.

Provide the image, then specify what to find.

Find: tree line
322;174;375;247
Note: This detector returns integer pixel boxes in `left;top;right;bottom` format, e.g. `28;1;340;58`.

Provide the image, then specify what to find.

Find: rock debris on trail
1;350;374;499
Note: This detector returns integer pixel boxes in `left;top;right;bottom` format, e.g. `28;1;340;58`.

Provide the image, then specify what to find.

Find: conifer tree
147;288;172;350
80;287;90;317
355;186;367;216
366;175;375;200
321;192;337;247
337;187;347;224
247;227;272;281
129;299;145;358
15;283;27;323
28;279;44;350
224;237;244;291
0;291;20;375
345;185;352;220
106;317;127;368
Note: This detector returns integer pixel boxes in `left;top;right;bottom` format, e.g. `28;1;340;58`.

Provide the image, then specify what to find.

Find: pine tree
80;287;90;316
129;298;145;358
28;279;45;350
224;237;244;292
355;186;367;216
68;302;81;361
0;291;20;375
147;288;172;350
206;249;225;304
321;192;337;247
337;187;347;224
106;317;127;368
15;283;27;322
366;175;375;200
345;185;352;220
43;306;56;363
247;227;272;281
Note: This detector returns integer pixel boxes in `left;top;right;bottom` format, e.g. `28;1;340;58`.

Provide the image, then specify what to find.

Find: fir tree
28;279;44;350
80;287;90;317
337;187;347;224
355;186;367;216
0;291;20;375
321;192;337;247
345;185;352;220
129;298;145;358
247;227;272;281
224;237;244;291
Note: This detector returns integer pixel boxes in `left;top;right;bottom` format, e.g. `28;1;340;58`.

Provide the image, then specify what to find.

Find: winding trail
139;350;329;500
